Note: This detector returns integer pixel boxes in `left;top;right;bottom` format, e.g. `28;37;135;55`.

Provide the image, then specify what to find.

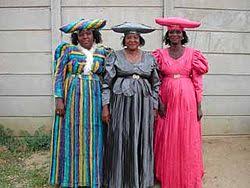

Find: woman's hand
158;99;166;118
153;109;158;118
102;104;110;124
55;98;65;116
197;102;203;121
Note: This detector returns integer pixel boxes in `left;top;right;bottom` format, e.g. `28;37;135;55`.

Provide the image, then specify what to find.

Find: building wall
169;0;250;135
0;0;52;134
0;0;249;135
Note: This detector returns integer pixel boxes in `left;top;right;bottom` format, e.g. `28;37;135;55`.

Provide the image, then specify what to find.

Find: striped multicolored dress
50;42;110;187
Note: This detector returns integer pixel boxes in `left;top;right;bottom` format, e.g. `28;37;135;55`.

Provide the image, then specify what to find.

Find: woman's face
168;30;183;45
78;30;94;50
124;33;140;51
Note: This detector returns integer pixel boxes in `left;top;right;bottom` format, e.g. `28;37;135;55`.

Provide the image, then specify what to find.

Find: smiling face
168;29;183;45
124;33;141;51
77;30;94;50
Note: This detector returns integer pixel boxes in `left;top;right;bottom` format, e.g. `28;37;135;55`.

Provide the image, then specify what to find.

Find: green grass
0;150;50;188
25;166;50;187
0;125;51;187
0;152;27;187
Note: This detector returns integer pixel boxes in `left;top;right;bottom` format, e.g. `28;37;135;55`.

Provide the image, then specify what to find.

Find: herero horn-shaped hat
111;22;155;34
60;18;106;33
155;17;201;31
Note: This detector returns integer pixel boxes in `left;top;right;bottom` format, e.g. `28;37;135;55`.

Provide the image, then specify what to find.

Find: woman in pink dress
152;17;209;188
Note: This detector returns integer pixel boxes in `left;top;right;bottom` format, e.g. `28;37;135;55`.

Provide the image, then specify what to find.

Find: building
0;0;250;135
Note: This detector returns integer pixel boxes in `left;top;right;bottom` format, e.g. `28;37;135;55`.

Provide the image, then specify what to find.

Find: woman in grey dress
102;22;160;188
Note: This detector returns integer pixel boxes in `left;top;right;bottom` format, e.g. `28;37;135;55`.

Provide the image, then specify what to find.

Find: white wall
0;0;52;134
0;0;249;135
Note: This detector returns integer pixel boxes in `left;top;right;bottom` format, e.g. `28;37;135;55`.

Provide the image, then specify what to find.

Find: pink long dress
152;47;208;188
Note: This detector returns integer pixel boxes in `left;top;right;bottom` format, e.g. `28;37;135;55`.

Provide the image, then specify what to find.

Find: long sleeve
152;49;163;70
102;52;117;106
192;72;203;103
54;48;69;98
100;46;113;74
151;59;160;109
152;49;164;100
191;50;209;103
53;42;69;73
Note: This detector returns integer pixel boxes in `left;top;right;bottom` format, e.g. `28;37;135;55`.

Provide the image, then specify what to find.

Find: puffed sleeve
53;42;70;73
151;58;160;109
152;49;163;70
95;44;113;75
152;49;164;99
102;46;114;74
104;46;113;57
191;49;209;103
54;46;69;98
102;51;117;106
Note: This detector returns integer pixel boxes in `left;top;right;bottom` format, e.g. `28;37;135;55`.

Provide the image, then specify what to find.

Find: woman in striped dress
49;18;111;187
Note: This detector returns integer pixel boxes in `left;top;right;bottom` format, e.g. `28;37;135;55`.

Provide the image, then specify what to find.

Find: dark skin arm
158;100;202;121
55;98;65;116
153;109;158;118
158;97;166;118
102;104;110;124
197;102;203;121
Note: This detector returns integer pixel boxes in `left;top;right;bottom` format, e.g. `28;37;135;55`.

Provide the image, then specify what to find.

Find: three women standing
153;17;209;188
50;16;208;188
50;19;111;187
102;22;160;188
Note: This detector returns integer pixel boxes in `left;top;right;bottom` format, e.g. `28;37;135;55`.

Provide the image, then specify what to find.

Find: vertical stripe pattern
50;43;110;187
50;75;103;187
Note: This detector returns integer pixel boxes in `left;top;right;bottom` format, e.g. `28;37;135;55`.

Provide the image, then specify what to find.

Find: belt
67;73;99;80
132;74;140;80
117;74;148;80
166;74;189;79
70;74;87;78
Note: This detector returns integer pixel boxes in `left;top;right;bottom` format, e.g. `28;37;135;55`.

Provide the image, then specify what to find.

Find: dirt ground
25;136;249;188
2;136;248;187
203;136;250;188
155;136;250;188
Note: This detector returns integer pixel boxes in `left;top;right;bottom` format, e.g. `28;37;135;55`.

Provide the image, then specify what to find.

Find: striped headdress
60;18;106;33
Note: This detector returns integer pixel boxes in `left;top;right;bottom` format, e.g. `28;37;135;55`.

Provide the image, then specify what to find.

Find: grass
0;148;50;188
0;125;51;187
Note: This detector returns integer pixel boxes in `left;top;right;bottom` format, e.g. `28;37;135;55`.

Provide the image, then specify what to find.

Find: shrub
20;127;51;151
0;125;22;152
0;125;51;152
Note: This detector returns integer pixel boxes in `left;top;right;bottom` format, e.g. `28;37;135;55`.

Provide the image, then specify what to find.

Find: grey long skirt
103;91;154;188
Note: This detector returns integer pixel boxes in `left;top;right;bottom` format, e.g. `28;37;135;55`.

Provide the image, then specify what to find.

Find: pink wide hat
155;17;201;31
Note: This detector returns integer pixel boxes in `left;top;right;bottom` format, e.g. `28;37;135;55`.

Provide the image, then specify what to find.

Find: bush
21;127;51;151
0;125;22;152
0;125;51;152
